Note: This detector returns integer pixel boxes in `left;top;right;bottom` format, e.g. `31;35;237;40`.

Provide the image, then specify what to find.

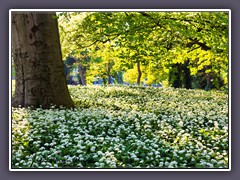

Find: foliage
86;42;121;84
58;11;229;89
12;85;228;168
123;65;143;84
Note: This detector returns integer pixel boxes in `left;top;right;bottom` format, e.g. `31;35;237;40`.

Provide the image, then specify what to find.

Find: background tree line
58;11;228;90
11;11;229;108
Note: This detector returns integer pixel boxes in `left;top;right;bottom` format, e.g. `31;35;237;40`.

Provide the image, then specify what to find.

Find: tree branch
188;38;211;51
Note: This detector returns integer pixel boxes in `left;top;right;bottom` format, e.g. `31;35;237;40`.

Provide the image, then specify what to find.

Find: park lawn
11;85;228;168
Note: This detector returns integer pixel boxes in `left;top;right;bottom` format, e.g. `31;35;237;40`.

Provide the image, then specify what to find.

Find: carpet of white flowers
12;85;229;169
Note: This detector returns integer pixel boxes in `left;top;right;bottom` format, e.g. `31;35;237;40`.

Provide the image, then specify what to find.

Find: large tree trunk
136;62;142;85
12;12;74;108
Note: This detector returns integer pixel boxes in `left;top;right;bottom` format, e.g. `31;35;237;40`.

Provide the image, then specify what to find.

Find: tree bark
169;63;182;88
12;12;74;108
107;61;111;84
205;73;211;90
136;62;142;85
183;59;192;89
117;71;123;84
78;64;86;86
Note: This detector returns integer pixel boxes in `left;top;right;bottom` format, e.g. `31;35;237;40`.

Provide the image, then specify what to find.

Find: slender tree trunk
183;59;192;89
12;12;74;108
108;76;111;84
137;62;142;85
78;64;86;86
117;71;123;84
170;63;182;88
107;61;111;84
205;73;211;90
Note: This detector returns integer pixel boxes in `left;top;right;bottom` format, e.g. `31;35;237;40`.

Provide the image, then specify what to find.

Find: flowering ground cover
12;85;229;169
